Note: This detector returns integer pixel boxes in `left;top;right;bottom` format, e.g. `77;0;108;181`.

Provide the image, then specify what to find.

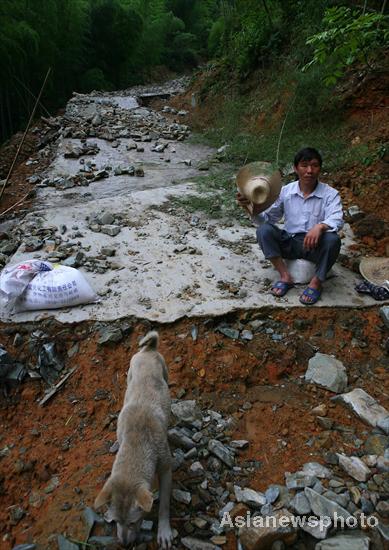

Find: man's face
294;159;321;186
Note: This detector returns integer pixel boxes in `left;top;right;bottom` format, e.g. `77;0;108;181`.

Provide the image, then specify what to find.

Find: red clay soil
0;307;388;548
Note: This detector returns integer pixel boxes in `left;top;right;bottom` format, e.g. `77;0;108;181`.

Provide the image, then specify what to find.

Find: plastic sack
0;260;53;307
15;264;98;311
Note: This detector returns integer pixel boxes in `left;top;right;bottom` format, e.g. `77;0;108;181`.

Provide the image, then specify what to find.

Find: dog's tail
139;330;159;351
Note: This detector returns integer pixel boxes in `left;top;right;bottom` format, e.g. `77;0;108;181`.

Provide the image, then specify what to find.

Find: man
237;147;344;305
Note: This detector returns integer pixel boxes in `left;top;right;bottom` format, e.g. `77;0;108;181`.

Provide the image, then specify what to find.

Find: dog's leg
157;459;173;549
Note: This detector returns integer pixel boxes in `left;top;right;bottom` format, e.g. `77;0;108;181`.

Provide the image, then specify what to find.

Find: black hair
294;147;322;167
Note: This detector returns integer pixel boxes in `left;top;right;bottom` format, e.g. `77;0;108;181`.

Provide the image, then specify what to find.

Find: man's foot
299;286;322;305
271;281;294;297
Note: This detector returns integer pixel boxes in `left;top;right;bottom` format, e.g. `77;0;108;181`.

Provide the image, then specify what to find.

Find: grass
170;170;252;225
190;60;358;174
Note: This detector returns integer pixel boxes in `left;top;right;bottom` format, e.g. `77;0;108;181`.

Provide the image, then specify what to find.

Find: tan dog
95;331;173;548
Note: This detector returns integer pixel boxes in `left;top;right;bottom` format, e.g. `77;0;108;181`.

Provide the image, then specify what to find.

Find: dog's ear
136;486;153;512
95;478;113;509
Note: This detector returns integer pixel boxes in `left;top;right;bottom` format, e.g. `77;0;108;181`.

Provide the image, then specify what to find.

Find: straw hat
236;161;282;209
359;257;389;287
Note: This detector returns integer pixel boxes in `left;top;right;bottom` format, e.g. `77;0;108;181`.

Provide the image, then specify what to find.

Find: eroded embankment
0;306;388;549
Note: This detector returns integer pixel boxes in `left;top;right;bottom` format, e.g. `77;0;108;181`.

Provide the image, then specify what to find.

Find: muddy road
0;79;388;550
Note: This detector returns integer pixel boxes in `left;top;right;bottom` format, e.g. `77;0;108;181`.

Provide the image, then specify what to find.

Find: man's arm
303;191;344;250
237;190;284;225
321;191;344;232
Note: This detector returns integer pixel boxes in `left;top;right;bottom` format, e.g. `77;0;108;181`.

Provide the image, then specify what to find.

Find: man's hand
303;224;328;250
236;192;253;215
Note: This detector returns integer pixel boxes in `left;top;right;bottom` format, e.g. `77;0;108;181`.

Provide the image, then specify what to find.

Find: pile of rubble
47;387;389;550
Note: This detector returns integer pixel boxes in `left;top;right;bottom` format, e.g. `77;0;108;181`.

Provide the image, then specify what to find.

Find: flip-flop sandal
299;286;322;305
271;281;294;297
355;280;389;301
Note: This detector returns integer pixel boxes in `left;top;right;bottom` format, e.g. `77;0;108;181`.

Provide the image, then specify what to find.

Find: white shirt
253;180;344;234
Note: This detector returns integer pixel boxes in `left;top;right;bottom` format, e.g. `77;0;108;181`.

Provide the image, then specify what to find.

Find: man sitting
237;147;344;305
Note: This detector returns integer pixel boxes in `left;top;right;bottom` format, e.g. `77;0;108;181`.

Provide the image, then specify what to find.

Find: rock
238;488;267;509
100;224;121;236
302;462;332;479
98;327;123;345
314;533;370;549
171;400;201;424
239;508;298;550
380;306;389;329
289;492;311;515
333;388;389;428
208;439;234;467
172;489;191;505
338;454;371;482
241;330;253;341
347;205;365;222
12;545;37;550
57;536;79;550
181;537;218;550
305;353;347;393
285;471;317;489
301;517;332;539
364;434;389;455
354;214;386;239
376;501;389;518
311;404;328;416
304;487;352;522
168;427;195;450
100;213;115;225
231;440;249;449
216;326;240;340
377;415;389;435
100;247;116;257
265;486;280;504
87;536;117;546
322;490;349;509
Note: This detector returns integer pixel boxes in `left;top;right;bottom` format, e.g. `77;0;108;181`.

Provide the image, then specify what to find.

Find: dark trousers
256;223;341;282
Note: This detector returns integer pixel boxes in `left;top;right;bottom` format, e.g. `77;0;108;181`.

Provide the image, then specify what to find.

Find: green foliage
169;170;250;223
303;6;389;86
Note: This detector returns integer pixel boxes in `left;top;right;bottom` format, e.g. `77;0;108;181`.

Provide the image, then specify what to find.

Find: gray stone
377;415;389;435
322;490;349;508
303;462;332;479
171;400;200;424
57;536;79;550
230;440;249;449
266;486;280;504
364;434;389;455
314;533;370;549
12;546;37;550
208;439;234;467
87;536;117;546
305;353;347;393
100;247;116;257
241;330;253;341
217;326;240;340
376;500;389;517
334;388;389;428
285;471;317;489
100;224;121;236
337;454;371;482
239;488;267;509
301;517;332;539
98;327;123;345
304;487;352;522
168;427;195;450
289;492;311;515
172;489;191;505
239;508;298;550
181;537;218;550
380;306;389;329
